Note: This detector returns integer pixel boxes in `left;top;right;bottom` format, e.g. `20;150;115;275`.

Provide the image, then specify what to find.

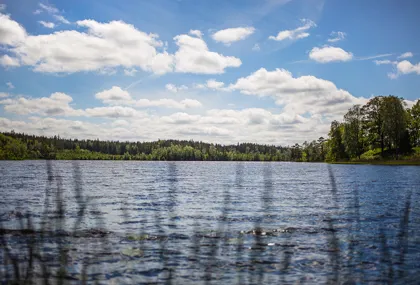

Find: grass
330;147;420;165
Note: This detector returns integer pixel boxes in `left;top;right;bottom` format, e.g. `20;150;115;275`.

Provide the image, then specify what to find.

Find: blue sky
0;0;419;145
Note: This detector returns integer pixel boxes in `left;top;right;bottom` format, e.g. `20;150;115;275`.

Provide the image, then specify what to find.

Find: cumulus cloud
0;55;20;67
0;92;140;119
327;31;346;43
309;46;353;63
161;112;201;124
0;103;338;145
95;86;132;104
385;60;420;79
229;68;367;118
0;13;27;46
38;21;55;28
1;14;243;75
95;86;201;109
0;15;174;74
206;79;225;90
0;4;6;11
173;33;242;74
0;92;8;98
269;19;315;41
396;60;420;75
211;27;255;45
0;92;83;116
398;52;413;59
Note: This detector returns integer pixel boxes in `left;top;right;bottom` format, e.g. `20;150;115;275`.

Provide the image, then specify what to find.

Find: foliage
0;131;321;162
327;96;419;162
407;100;420;147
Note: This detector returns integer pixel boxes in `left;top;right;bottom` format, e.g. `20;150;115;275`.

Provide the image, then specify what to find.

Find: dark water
1;161;420;284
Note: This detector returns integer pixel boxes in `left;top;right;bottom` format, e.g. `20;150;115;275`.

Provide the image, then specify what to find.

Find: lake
1;161;420;284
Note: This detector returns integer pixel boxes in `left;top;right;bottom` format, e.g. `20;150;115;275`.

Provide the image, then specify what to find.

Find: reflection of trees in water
0;162;418;284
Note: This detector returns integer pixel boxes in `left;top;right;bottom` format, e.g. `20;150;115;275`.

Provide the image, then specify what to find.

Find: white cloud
252;43;260;51
84;106;140;118
0;13;27;45
38;21;55;29
0;4;6;11
309;46;353;63
387;72;398;80
0;55;20;67
95;86;132;104
124;68;138;76
356;53;393;61
269;19;315;41
53;15;70;25
161;112;201;124
0;92;8;98
39;3;59;14
211;27;255;45
178;126;230;137
0;92;83;116
189;30;203;38
375;57;419;79
135;98;202;109
111;119;129;127
165;84;188;93
6;82;14;89
327;31;346;43
36;3;70;24
1;14;245;75
229;68;367;118
206;79;225;90
374;59;394;65
95;86;200;109
1;16;174;74
398;52;413;59
396;60;420;75
173;33;242;74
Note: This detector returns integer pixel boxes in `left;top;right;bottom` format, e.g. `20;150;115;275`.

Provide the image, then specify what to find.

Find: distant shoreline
330;160;420;166
2;158;420;165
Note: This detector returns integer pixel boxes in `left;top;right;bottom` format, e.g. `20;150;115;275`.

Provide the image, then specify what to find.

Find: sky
0;0;419;145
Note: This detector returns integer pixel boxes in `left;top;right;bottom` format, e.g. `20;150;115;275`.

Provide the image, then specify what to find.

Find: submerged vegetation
1;96;419;163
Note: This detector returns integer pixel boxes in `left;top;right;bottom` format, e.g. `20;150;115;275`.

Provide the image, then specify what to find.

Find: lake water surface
1;161;420;284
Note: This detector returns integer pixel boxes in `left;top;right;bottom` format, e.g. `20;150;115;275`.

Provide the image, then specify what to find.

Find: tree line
0;95;418;162
0;131;327;161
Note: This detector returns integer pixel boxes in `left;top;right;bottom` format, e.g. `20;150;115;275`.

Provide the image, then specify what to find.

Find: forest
0;95;419;163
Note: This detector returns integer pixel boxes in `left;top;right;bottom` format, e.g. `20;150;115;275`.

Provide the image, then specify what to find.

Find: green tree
343;105;365;159
381;96;407;157
362;96;385;155
407;100;420;147
326;120;347;162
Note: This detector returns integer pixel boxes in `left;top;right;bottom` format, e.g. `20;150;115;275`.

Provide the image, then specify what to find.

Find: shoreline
330;160;420;166
2;158;420;165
